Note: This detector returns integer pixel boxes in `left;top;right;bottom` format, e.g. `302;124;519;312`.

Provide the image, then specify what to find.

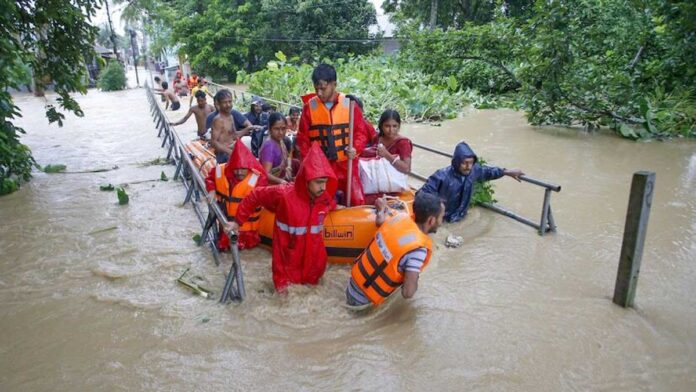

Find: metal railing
410;142;560;236
146;85;245;303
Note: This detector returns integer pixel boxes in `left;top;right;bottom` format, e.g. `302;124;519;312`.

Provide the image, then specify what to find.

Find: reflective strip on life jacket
214;165;261;231
307;94;351;161
350;213;432;305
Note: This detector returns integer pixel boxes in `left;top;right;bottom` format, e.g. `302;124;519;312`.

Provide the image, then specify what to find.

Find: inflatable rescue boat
185;139;414;264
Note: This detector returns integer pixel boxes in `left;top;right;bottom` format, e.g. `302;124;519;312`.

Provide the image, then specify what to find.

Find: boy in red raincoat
226;143;338;291
205;142;268;250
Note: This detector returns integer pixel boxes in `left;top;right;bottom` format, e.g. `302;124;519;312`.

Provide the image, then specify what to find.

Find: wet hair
261;103;274;112
161;81;168;89
214;89;232;102
378;109;401;136
154;76;161;82
195;90;206;99
413;192;444;224
311;63;337;84
345;94;364;110
288;106;301;115
268;112;286;128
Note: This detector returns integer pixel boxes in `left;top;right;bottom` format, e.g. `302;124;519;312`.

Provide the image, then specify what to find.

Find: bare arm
374;197;387;226
401;271;419;299
170;108;194;126
235;119;255;139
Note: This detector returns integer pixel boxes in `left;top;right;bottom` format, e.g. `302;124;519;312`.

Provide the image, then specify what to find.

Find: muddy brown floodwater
1;85;695;391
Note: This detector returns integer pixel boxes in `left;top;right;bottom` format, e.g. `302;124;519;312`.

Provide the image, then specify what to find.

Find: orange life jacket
307;93;351;161
214;164;262;231
351;213;432;305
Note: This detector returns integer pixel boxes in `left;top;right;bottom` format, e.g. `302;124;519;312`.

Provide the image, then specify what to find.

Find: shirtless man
211;89;254;163
169;90;215;138
157;81;181;111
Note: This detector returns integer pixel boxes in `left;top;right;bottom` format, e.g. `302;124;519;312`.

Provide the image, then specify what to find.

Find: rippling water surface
1;83;695;391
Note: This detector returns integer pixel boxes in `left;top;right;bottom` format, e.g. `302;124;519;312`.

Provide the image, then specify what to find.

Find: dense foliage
127;0;378;80
239;52;475;122
1;0;98;195
383;0;534;29
397;0;696;138
98;61;127;91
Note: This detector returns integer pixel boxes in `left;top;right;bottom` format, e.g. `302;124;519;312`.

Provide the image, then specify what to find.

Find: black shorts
171;101;181;111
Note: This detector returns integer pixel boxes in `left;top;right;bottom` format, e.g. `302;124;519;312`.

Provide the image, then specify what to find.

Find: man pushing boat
345;192;444;308
225;143;338;292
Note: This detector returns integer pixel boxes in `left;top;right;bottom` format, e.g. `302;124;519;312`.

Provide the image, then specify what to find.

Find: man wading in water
169;90;215;139
155;81;181;111
210;89;252;163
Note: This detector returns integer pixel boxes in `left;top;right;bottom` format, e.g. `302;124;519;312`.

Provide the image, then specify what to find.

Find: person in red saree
205;141;268;250
226;143;338;292
296;64;368;206
360;109;413;204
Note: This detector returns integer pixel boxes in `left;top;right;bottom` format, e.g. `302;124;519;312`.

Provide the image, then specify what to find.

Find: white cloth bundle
358;158;408;194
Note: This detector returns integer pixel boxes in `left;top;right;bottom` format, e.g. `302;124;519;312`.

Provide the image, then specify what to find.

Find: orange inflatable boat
184;139;216;178
185;139;414;264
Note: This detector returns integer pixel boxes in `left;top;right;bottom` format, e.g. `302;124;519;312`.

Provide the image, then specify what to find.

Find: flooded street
1;85;695;391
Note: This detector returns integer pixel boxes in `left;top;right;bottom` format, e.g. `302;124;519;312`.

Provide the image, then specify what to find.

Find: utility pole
105;0;120;61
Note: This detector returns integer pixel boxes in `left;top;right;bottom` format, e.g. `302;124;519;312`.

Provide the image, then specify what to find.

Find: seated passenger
345;192;444;308
245;100;263;126
361;109;411;174
259;112;300;184
285;106;301;136
360;109;412;204
205;141;268;250
418;141;524;223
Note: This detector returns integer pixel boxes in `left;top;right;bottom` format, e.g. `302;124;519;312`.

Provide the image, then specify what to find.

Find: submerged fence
202;84;562;235
146;85;246;303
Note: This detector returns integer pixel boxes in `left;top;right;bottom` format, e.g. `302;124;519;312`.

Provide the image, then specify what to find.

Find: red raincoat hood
225;142;267;184
294;142;337;201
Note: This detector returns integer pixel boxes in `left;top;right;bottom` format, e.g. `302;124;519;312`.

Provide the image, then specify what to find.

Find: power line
243;0;377;16
235;37;393;43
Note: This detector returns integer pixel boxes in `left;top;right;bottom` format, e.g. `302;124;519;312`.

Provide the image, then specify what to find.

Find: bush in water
98;61;127;91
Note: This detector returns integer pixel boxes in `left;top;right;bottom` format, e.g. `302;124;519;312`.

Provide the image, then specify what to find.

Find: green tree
397;0;696;138
254;0;378;63
163;0;377;80
517;0;696;137
1;0;99;195
383;0;533;29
